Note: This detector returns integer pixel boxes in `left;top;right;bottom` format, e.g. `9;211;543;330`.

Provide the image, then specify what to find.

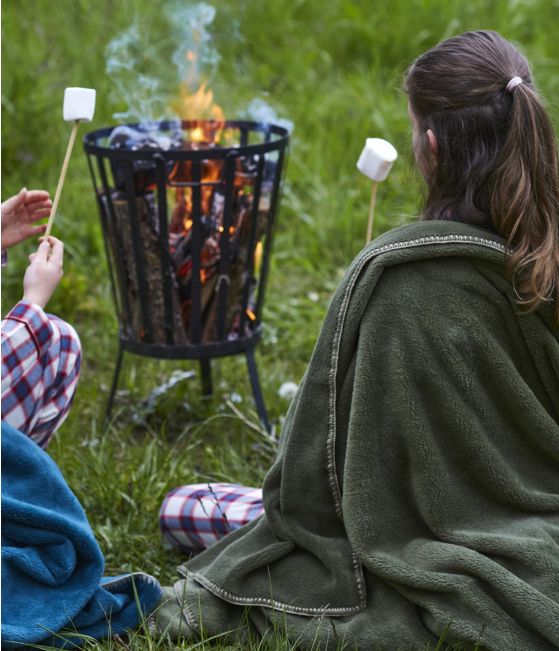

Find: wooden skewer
44;120;80;239
365;180;378;244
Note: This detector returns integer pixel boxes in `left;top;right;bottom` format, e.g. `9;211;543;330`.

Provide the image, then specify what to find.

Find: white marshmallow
63;87;96;122
356;138;397;182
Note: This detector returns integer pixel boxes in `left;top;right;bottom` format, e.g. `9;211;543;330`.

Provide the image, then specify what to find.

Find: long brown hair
405;30;559;318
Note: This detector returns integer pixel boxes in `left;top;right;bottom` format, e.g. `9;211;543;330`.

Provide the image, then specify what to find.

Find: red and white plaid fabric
159;483;264;554
1;300;81;448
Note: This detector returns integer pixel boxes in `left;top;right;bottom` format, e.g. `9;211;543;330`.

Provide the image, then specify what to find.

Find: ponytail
406;31;559;321
490;82;559;318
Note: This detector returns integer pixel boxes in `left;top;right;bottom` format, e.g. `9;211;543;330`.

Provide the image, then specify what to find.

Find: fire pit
84;119;289;430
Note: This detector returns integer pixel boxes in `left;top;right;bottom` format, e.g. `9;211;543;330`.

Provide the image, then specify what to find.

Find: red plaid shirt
1;300;81;448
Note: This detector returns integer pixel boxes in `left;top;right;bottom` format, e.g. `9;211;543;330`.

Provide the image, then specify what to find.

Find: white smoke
105;23;170;124
106;3;220;124
105;3;293;133
165;2;220;88
245;99;294;134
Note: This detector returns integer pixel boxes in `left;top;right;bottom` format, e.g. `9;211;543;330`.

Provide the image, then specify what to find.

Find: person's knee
49;316;82;371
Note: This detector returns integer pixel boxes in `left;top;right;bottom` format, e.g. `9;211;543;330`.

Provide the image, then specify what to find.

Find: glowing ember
191;127;205;142
218;225;236;236
254;241;263;274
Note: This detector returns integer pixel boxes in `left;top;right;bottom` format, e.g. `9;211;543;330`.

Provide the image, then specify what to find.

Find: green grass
2;0;558;648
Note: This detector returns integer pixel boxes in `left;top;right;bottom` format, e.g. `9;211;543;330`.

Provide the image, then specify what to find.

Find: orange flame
171;50;225;144
170;156;223;224
168;48;227;223
168;47;236;290
180;81;224;123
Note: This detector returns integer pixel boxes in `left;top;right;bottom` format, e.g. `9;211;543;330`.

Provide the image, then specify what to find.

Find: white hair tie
506;76;523;93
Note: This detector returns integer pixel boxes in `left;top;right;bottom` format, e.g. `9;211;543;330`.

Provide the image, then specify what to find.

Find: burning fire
168;48;228;228
104;6;279;345
165;45;265;340
172;50;225;144
181;82;224;125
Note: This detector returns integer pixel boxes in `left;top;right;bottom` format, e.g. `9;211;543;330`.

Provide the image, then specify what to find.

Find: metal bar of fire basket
255;148;285;323
239;154;265;335
154;154;176;345
215;154;237;341
86;154;119;319
189;161;203;344
122;160;154;342
95;155;132;328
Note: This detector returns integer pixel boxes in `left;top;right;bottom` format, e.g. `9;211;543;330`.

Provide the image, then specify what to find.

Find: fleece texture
157;220;559;650
1;422;162;648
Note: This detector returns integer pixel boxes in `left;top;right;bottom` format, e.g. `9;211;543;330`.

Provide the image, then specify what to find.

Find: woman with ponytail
157;32;559;650
406;30;559;318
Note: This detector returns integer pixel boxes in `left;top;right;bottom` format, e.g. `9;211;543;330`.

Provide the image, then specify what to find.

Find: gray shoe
152;583;198;641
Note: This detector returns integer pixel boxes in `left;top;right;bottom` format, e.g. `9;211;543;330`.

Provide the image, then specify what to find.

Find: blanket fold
158;221;559;650
1;422;162;649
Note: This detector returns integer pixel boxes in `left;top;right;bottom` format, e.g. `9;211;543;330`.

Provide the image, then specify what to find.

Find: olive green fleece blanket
156;220;559;650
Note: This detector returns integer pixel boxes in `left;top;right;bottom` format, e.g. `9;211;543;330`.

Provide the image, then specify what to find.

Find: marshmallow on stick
44;87;96;238
356;137;397;243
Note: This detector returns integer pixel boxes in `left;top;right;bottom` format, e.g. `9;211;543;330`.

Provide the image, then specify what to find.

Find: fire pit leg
200;359;212;396
245;348;271;433
106;344;124;422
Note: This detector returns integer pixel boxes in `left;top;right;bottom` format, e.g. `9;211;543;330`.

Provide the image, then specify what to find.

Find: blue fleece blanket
1;422;162;648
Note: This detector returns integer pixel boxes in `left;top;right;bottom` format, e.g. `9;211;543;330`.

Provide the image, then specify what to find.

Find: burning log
101;191;186;344
101;158;270;345
167;168;270;343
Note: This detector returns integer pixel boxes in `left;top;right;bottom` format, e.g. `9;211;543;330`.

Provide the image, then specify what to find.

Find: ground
1;0;558;648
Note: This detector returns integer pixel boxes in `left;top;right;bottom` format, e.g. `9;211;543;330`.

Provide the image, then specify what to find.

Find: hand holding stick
23;237;64;309
44;87;96;239
356;138;397;244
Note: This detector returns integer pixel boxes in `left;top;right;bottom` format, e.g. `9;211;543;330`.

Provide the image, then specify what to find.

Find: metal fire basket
84;120;289;430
